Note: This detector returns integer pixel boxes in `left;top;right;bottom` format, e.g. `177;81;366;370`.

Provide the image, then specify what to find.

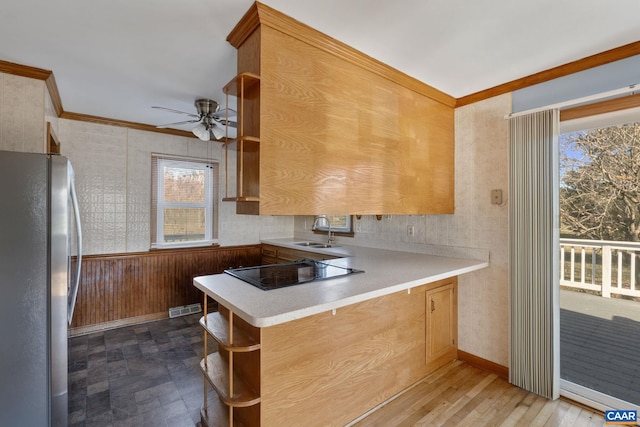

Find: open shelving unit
222;72;261;215
199;295;261;426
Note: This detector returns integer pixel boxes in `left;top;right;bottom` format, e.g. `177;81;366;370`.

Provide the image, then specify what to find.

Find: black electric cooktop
224;260;364;291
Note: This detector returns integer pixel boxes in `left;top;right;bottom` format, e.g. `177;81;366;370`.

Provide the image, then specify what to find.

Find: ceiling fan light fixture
210;124;225;140
192;123;210;141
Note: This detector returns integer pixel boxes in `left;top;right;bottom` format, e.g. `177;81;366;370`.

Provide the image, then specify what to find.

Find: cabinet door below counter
426;280;457;369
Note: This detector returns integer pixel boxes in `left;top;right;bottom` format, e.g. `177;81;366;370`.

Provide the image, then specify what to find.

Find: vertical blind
509;109;560;399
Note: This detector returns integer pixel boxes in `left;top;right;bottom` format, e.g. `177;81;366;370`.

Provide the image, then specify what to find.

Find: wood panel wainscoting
68;245;262;336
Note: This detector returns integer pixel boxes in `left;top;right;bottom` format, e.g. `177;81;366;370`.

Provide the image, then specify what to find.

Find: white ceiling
1;0;639;132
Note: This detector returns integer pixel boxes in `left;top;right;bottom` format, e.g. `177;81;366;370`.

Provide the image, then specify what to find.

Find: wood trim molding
456;41;640;107
60;111;198;138
227;2;261;49
0;59;201;138
47;122;61;154
457;349;509;379
69;311;168;337
0;59;64;116
560;92;640;121
80;244;260;260
45;72;63;116
0;58;52;80
4;24;638;124
228;1;456;108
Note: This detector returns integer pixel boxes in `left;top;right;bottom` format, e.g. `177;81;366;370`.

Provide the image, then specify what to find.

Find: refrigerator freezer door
0;151;69;427
0;151;51;426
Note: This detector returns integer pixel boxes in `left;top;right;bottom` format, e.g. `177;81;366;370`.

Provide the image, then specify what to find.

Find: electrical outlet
491;189;503;205
355;222;362;233
407;225;415;237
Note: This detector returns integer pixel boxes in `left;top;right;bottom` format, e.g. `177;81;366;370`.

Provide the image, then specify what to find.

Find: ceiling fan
153;99;236;141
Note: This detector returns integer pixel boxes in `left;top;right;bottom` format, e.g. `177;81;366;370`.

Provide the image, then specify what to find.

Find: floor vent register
168;303;202;318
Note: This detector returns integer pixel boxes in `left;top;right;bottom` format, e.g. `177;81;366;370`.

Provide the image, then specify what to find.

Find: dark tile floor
68;313;217;427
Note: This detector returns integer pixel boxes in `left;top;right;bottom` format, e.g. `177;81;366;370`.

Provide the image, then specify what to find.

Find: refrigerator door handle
68;166;82;325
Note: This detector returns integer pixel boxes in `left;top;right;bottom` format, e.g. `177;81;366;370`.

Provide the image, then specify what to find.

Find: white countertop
193;238;488;328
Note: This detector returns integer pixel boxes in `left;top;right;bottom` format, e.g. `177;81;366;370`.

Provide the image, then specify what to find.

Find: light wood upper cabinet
225;2;454;215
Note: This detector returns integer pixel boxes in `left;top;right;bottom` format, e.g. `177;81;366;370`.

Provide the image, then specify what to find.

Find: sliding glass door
558;111;640;412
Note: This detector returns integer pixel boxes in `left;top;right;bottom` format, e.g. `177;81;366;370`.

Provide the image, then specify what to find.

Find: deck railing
560;238;640;298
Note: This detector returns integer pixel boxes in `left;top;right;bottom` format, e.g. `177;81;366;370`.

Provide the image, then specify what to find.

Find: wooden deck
560;289;640;406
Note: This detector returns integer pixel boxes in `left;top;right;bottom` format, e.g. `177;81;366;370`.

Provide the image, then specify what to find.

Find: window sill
151;241;220;251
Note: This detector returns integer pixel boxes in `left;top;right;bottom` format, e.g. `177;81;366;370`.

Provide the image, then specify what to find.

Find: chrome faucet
312;215;334;245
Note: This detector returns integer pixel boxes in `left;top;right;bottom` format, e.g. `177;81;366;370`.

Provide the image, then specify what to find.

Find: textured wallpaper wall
58;119;293;255
0;73;46;153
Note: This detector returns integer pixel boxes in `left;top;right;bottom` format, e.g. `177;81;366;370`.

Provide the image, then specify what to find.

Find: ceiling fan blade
156;119;200;128
152;106;199;118
212;108;237;118
223;120;238;128
212;117;237;128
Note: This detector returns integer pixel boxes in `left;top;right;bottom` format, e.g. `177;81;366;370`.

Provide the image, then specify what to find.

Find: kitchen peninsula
193;239;488;426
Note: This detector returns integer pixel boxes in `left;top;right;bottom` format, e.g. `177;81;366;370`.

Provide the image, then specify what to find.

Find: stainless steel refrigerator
0;150;82;427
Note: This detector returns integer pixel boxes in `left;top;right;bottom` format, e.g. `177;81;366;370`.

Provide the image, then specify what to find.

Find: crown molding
228;1;456;108
0;59;51;80
0;59;198;138
0;59;64;115
59;111;196;138
45;72;64;116
456;40;640;107
4;31;639;128
227;2;261;49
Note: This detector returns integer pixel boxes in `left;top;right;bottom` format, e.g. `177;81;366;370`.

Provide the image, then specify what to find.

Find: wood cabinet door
261;244;278;265
426;282;457;364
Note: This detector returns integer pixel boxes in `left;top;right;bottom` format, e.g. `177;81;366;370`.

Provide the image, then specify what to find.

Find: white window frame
313;215;353;234
153;158;216;249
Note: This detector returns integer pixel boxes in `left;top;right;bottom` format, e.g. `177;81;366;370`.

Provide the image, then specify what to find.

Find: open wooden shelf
224;72;260;97
200;313;261;352
225;135;261;147
223;69;261;213
200;352;261;408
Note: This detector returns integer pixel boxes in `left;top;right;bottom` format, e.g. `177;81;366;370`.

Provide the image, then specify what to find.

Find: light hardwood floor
352;360;605;427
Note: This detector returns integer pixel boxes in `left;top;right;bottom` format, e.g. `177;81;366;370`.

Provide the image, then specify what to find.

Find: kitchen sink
294;241;339;248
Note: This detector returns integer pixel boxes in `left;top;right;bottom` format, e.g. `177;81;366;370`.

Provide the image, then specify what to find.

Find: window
312;215;354;236
151;155;218;248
